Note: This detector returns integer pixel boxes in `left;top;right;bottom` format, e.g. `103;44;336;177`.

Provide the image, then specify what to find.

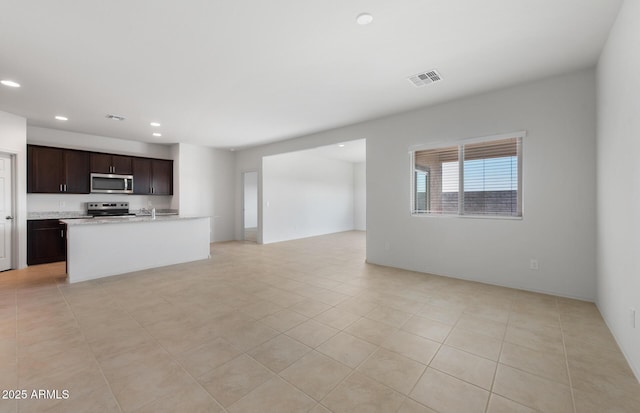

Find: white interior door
0;153;13;271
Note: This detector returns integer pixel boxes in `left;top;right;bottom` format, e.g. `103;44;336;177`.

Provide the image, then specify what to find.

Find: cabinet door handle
60;230;64;238
59;184;63;192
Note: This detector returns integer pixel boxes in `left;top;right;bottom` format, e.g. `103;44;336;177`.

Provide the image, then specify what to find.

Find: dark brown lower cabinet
27;220;66;265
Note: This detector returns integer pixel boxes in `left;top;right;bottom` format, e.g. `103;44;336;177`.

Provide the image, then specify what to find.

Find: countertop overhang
61;214;193;226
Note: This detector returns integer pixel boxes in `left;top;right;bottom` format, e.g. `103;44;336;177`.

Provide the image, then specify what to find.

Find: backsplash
27;193;172;213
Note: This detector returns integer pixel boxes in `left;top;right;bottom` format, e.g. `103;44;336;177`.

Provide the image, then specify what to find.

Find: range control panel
87;202;131;216
87;202;129;209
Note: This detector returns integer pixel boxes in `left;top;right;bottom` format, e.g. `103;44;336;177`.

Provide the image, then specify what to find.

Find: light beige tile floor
0;231;639;412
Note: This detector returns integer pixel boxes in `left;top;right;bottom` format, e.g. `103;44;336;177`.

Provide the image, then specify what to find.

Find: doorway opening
242;171;258;242
261;139;365;244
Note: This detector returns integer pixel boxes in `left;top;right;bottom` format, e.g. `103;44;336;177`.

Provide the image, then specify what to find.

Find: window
412;134;522;217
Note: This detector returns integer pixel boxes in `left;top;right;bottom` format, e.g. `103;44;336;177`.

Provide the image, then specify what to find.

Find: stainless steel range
87;202;134;217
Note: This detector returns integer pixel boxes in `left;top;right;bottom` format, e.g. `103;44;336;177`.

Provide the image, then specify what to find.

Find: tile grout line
55;281;125;413
313;300;415;413
482;291;515;413
223;295;370;412
96;280;231;413
64;279;222;412
406;298;520;412
311;304;393;412
393;298;460;413
557;298;578;413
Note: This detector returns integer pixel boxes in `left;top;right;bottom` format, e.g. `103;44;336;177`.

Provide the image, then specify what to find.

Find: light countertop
28;211;92;220
61;215;204;226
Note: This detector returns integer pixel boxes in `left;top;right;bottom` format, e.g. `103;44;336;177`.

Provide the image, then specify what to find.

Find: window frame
413;166;430;213
409;131;525;219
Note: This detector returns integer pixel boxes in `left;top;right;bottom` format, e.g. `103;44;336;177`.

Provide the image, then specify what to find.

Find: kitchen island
61;215;210;283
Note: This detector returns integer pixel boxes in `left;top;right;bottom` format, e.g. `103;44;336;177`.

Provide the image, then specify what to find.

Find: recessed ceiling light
152;132;162;137
356;13;373;25
55;116;68;121
338;144;345;147
1;79;20;88
150;122;161;127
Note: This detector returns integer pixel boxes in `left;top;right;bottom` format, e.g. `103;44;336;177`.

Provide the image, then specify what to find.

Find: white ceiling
303;139;366;163
0;0;622;149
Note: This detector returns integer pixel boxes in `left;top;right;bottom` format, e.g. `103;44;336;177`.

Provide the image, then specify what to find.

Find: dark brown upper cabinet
132;158;173;195
27;145;90;193
28;144;172;195
90;153;133;174
151;159;173;195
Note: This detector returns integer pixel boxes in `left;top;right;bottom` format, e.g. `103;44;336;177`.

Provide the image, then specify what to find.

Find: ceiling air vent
105;114;126;121
408;69;442;87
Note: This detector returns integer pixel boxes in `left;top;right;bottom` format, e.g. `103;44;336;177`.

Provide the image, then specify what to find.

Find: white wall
0;111;27;268
211;148;235;242
175;143;213;218
354;162;366;231
170;144;180;212
596;0;640;380
243;171;258;228
262;151;354;244
173;143;235;242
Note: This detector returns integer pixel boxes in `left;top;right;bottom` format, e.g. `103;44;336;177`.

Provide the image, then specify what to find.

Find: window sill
411;213;523;221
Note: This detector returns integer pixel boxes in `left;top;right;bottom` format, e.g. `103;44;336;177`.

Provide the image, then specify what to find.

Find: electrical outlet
529;259;539;271
59;201;65;208
384;241;391;251
631;308;636;329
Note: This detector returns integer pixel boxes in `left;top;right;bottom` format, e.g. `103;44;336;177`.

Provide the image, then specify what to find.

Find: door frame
241;170;259;242
0;152;16;270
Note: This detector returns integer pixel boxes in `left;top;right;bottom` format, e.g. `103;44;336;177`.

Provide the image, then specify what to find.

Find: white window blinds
413;135;522;217
414;146;459;214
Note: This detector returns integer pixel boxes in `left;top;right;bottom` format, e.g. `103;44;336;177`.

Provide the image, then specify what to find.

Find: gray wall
596;0;640;380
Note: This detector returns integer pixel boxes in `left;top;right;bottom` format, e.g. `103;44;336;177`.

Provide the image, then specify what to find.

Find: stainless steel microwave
90;173;134;194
